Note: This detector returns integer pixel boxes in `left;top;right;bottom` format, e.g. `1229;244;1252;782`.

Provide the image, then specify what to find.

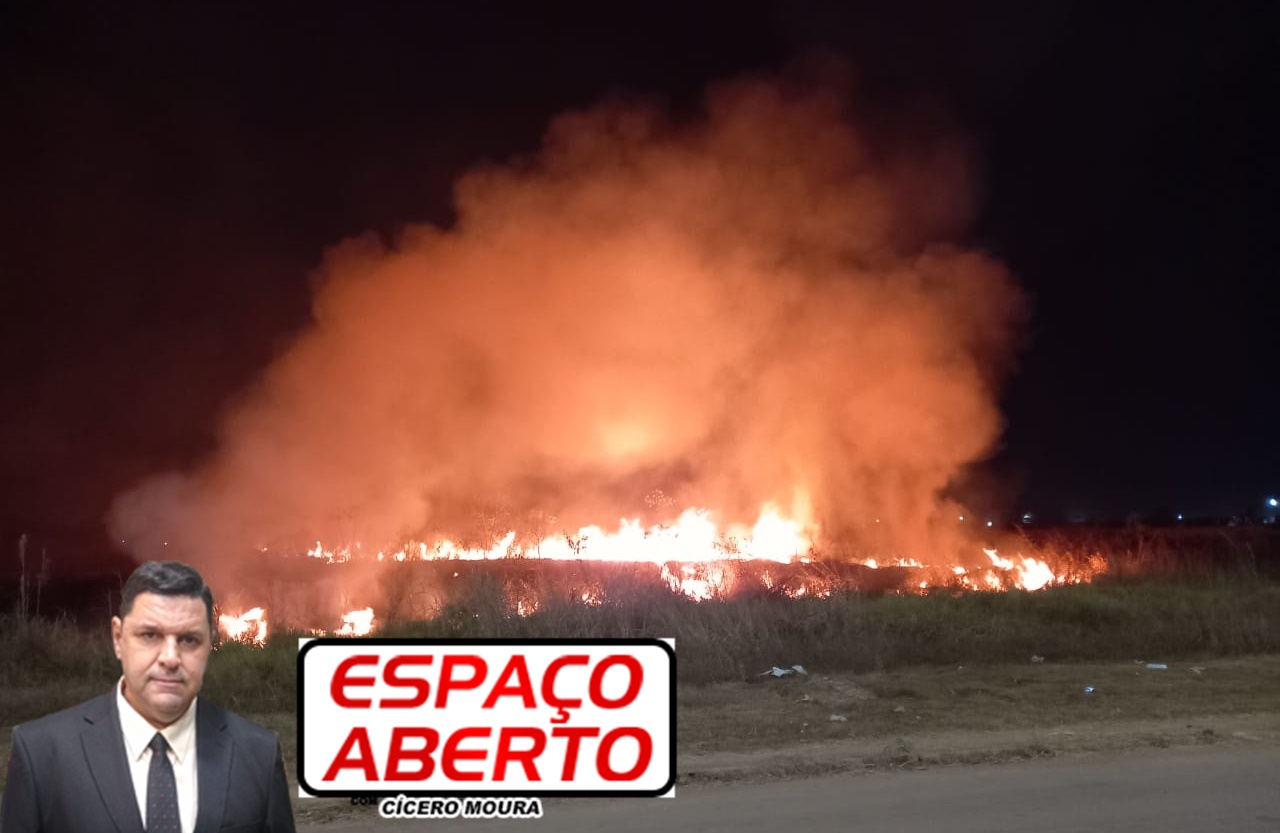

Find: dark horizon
2;1;1275;575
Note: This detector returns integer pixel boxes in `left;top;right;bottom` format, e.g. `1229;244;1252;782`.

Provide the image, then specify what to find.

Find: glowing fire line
307;506;812;566
216;505;1105;642
218;607;267;646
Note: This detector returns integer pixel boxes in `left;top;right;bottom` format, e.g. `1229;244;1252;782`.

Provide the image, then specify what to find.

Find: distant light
986;520;993;528
1021;512;1033;524
1269;497;1278;508
958;515;965;522
1176;514;1183;521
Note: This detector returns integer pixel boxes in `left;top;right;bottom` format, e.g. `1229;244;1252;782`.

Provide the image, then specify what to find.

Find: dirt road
304;744;1280;832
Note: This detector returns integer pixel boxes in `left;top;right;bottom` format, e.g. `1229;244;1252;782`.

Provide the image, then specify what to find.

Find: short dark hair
120;561;216;639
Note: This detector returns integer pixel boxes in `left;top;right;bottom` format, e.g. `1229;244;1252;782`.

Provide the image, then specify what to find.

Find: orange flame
301;503;1100;597
336;607;376;636
218;607;267;646
306;504;811;565
226;506;1107;641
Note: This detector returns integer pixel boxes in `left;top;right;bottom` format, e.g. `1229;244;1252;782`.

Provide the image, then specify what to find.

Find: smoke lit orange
113;69;1054;637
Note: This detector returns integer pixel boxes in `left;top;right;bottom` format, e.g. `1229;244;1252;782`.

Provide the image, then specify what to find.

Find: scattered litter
1083;686;1095;694
1145;663;1168;670
1030;655;1045;663
758;665;807;678
797;693;813;702
1189;667;1205;675
892;705;907;713
829;714;848;722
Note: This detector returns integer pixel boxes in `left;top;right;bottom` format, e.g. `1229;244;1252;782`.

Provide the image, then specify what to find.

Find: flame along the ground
216;505;1107;646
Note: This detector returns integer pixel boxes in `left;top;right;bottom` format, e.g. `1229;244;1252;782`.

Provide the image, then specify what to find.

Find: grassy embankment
2;572;1277;723
1;530;1277;810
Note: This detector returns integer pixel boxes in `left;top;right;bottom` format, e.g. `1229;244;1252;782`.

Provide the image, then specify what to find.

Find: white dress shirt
116;679;198;833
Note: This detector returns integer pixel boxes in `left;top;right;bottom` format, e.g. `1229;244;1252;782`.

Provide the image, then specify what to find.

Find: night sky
2;1;1274;574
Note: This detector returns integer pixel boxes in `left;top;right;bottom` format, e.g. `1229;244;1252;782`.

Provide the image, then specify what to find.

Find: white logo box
298;638;675;797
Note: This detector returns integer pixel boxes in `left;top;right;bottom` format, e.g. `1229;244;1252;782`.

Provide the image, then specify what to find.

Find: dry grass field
2;529;1279;824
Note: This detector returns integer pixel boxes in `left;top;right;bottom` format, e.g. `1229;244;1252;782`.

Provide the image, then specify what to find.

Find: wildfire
112;75;1059;647
228;494;1109;638
660;563;727;601
219;605;381;641
292;504;1104;606
336;607;376;636
218;607;267;646
305;506;811;565
302;504;1100;588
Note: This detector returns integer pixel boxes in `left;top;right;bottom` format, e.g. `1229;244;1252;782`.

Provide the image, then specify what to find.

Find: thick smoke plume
111;72;1023;575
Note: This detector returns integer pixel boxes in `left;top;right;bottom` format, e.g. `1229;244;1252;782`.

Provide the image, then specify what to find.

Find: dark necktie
147;732;181;833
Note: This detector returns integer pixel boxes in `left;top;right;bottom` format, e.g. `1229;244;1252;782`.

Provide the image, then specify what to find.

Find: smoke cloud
111;70;1024;573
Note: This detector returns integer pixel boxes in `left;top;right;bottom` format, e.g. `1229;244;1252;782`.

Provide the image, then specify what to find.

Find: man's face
112;592;212;729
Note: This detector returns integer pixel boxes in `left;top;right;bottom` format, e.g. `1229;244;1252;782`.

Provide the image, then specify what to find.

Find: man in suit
1;561;295;832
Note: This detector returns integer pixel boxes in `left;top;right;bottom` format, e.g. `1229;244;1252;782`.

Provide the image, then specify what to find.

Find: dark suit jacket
1;692;295;833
